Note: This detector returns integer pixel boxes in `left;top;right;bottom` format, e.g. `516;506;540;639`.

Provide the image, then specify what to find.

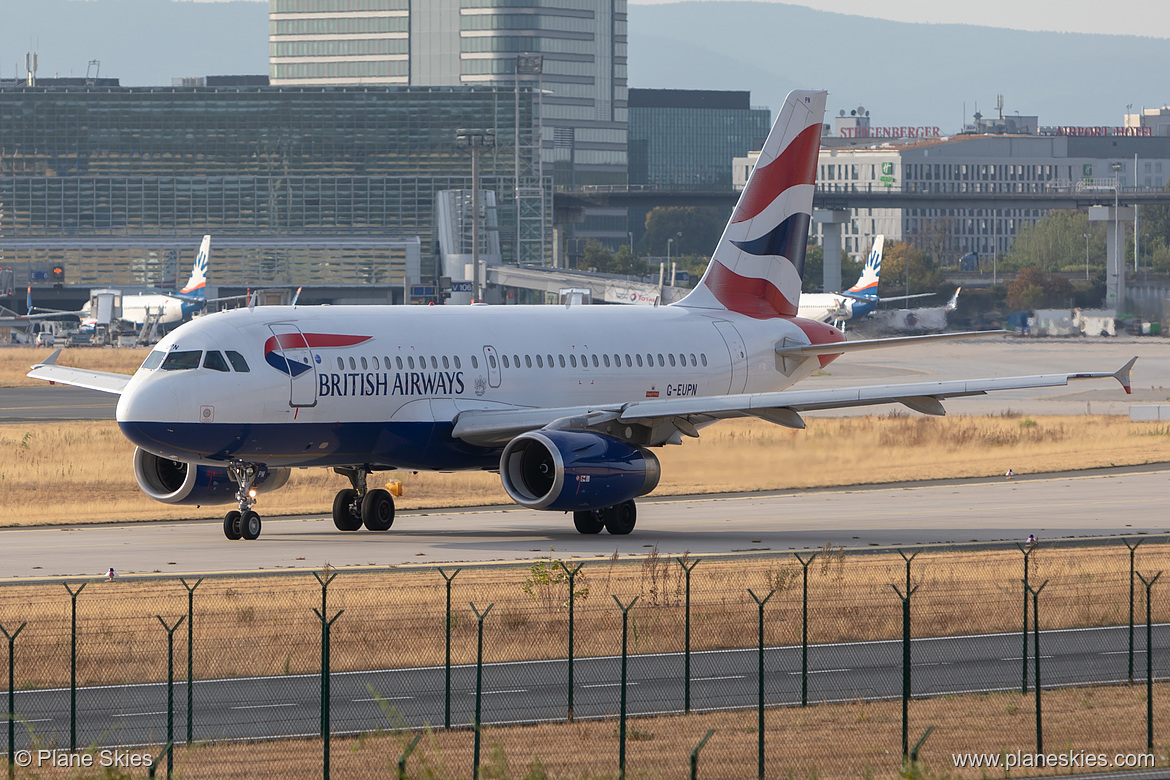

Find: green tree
1003;210;1104;274
1005;266;1074;310
641;207;726;258
876;240;944;298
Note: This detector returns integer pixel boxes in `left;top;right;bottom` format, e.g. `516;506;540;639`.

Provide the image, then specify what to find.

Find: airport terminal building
0;83;549;300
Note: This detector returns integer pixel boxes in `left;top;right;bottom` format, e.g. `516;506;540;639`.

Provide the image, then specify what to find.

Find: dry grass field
1;413;1168;526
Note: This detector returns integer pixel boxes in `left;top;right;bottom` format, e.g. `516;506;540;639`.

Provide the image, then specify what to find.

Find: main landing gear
573;499;637;535
332;467;395;533
223;462;263;541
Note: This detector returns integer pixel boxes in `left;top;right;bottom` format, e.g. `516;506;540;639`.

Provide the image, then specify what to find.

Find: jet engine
499;430;660;512
132;447;291;505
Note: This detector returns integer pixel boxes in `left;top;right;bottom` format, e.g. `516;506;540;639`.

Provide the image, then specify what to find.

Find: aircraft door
482;345;501;388
267;323;318;408
713;321;748;394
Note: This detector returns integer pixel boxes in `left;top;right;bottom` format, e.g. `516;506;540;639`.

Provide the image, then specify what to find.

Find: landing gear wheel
223;510;242;541
240;510;262;540
333;488;362;531
573;510;605;535
605;500;637;535
361;488;395;531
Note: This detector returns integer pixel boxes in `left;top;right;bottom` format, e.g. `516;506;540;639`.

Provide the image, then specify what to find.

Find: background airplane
798;235;935;327
30;235;211;332
27;90;1134;542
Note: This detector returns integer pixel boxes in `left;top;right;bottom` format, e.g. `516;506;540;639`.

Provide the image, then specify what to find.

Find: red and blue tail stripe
678;90;827;319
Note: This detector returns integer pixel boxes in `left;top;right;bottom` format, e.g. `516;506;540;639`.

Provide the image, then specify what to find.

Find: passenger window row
334;352;710;371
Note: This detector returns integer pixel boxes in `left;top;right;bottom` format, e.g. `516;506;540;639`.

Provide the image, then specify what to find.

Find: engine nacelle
132;448;291;506
500;430;660;512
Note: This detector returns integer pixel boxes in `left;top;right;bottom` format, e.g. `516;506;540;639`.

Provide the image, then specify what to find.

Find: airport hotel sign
1045;126;1153;137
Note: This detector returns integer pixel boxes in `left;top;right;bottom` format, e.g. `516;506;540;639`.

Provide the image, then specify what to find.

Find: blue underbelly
118;420;500;471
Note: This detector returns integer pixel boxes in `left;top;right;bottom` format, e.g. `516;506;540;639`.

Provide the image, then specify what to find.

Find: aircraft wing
451;358;1136;446
25;350;132;395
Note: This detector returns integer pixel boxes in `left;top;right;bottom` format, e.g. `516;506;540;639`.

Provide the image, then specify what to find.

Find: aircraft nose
116;378;181;452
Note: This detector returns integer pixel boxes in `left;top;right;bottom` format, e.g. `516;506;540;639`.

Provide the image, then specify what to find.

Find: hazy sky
193;0;1168;38
627;0;1170;38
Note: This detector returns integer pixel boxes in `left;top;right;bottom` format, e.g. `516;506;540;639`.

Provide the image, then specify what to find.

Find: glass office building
0;84;548;292
269;0;628;189
628;89;771;190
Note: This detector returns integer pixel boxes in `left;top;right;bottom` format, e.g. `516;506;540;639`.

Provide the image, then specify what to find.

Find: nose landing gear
223;462;263;541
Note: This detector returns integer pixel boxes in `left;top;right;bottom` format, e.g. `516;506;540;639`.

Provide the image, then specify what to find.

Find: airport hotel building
737;108;1170;261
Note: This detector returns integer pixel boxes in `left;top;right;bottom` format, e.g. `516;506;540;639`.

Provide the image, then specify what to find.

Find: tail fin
676;89;827;318
179;235;210;297
26;286;33;314
945;286;961;312
847;235;884;297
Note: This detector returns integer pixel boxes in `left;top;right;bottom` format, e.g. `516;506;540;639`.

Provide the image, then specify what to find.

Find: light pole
456;129;496;302
667;236;675;265
1084;232;1091;281
1112;161;1123;301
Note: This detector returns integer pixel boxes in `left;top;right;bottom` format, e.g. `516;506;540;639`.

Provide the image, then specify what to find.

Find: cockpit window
140;351;165;370
225;351;250;372
160;351;202;371
203;351;230;372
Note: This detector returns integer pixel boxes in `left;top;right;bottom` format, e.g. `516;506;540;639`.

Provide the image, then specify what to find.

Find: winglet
39;348;62;367
1113;356;1137;395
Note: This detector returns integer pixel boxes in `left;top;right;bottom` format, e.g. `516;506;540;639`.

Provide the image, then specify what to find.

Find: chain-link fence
3;539;1170;778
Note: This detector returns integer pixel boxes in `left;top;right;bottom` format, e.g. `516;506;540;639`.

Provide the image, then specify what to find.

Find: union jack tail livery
848;234;884;298
179;235;210;296
678;89;827;319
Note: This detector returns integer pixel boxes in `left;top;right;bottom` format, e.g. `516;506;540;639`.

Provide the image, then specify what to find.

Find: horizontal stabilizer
775;330;1006;359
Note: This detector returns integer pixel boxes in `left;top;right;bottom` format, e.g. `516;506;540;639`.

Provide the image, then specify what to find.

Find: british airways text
317;371;465;398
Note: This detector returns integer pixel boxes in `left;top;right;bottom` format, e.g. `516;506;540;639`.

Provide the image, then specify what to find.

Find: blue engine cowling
499;430;661;511
132;447;291;506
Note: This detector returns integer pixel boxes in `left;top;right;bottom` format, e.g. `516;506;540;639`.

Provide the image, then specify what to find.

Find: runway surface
1;465;1167;579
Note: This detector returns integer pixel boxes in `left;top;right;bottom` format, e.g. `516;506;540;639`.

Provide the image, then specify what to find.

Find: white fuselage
115;304;836;470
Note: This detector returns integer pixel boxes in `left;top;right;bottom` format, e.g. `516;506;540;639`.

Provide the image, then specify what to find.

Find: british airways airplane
28;90;1135;541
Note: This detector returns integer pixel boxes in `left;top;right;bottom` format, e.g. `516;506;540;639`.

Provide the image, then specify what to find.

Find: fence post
63;581;86;752
312;605;344;780
558;561;584;722
748;588;775;780
676;556;701;714
1025;579;1048;754
470;603;494;780
2;621;27;780
890;583;919;760
612;596;639;780
689;729;715;780
1138;570;1162;753
1125;538;1144;684
155;615;186;780
437;567;461;729
794;552;816;707
179;577;202;745
1016;541;1035;694
397;733;422;780
147;743;173;780
313;570;338;739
